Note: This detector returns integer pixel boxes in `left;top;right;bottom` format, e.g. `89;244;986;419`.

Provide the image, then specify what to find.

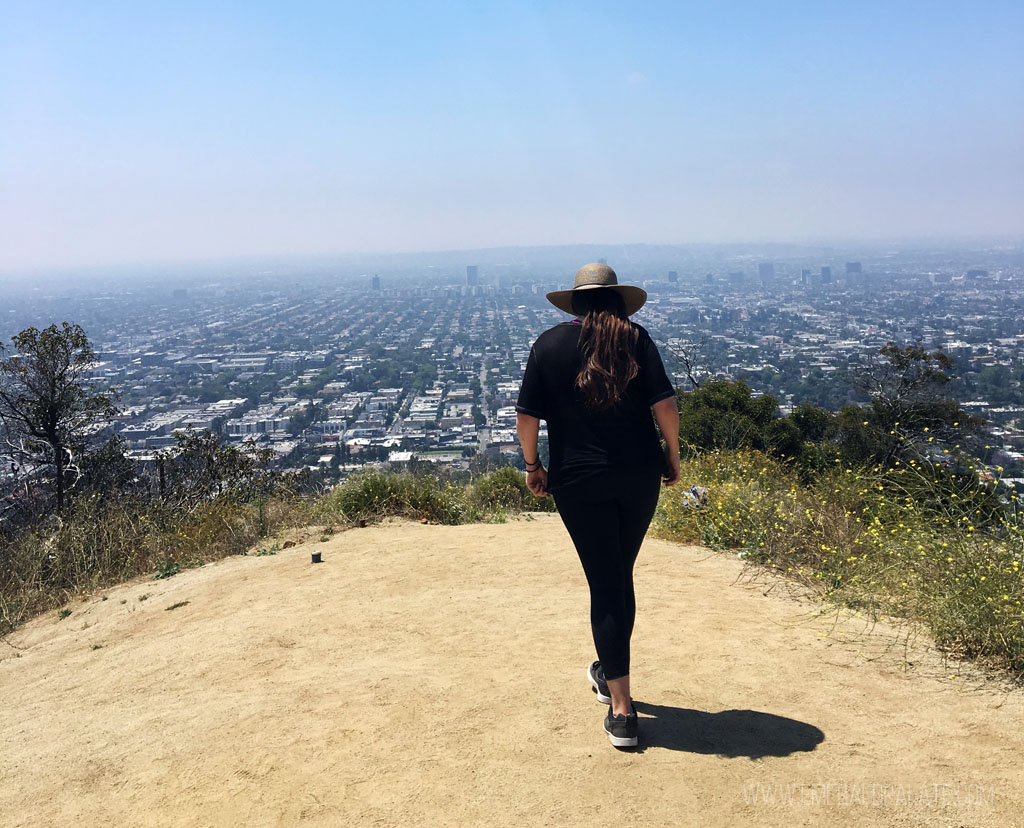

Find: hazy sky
2;1;1022;271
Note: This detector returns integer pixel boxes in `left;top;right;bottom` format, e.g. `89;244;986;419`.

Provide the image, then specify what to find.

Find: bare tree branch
663;334;710;390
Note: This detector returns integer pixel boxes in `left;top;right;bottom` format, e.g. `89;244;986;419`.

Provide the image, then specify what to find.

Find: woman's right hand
526;467;549;497
662;452;680;487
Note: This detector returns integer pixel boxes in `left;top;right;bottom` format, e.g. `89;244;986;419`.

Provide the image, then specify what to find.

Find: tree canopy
0;323;117;511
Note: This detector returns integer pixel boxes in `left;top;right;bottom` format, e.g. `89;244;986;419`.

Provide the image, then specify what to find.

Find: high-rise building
845;262;862;275
801;269;811;284
821;266;832;283
704;273;714;285
728;271;744;287
668;270;678;283
371;274;381;290
758;262;774;280
466;265;479;286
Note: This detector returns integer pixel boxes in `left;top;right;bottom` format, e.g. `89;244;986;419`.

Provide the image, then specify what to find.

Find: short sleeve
515;347;547;419
638;330;675;405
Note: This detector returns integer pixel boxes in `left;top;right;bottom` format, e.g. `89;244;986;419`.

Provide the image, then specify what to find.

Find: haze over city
2;1;1021;275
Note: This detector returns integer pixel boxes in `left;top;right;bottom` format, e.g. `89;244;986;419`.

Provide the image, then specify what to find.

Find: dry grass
653;448;1024;681
0;467;552;634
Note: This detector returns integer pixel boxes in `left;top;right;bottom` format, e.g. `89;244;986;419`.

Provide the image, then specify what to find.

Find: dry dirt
2;514;1022;828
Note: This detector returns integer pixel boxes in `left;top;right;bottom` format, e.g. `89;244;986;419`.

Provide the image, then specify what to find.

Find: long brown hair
572;288;639;410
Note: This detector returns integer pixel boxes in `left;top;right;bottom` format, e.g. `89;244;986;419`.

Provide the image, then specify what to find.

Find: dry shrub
0;492;303;634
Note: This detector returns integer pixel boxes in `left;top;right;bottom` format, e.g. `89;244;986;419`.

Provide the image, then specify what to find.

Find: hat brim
545;284;647;316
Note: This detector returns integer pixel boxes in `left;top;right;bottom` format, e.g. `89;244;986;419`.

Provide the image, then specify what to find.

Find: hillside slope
2;514;1022;828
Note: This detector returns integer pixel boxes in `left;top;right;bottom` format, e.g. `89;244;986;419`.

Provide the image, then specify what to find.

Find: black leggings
553;467;662;681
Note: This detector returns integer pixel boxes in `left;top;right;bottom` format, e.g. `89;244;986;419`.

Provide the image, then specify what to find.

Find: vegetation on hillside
652;447;1023;679
1;324;1021;682
661;340;1022;679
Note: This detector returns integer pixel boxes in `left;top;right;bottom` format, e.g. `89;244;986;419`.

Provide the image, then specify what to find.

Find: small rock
283;540;296;549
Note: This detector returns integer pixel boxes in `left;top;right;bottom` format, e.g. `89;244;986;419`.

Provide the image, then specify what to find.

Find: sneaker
587;661;611;704
603;703;639;748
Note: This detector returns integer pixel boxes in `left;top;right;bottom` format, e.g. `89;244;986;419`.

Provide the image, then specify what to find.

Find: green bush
316;470;470;525
468;466;557;514
678;379;783;455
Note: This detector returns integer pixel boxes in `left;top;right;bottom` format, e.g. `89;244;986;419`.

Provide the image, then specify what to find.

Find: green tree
840;340;982;466
0;323;117;511
784;403;842;473
677;379;797;456
789;403;836;443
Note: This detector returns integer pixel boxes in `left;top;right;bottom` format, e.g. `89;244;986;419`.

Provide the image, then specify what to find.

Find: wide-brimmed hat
546;264;647;316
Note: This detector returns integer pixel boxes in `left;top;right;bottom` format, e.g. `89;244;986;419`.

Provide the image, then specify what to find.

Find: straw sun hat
545;264;647;317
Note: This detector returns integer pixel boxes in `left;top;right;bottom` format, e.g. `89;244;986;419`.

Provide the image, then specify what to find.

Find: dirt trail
2;514;1021;828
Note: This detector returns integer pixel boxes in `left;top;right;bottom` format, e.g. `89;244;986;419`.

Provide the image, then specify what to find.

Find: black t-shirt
515;319;675;493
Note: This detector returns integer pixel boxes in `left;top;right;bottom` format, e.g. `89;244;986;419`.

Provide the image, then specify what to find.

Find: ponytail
572;289;639;410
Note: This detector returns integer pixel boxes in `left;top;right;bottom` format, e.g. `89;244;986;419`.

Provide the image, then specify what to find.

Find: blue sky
2;1;1021;270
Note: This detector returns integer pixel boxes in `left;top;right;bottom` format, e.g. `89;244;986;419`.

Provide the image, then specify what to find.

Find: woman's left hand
526;467;549;497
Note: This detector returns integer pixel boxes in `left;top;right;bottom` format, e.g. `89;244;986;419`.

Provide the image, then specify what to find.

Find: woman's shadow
632;701;824;759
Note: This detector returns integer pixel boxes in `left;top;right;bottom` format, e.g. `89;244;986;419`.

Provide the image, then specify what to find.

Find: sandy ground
2;513;1022;828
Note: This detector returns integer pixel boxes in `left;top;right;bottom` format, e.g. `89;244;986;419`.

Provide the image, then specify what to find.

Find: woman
515;263;680;748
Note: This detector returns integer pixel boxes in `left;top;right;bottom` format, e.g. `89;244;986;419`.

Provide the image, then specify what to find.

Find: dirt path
2;514;1021;827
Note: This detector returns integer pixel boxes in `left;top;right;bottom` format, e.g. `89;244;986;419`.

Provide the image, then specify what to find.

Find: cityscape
4;241;1023;481
4;2;1023;820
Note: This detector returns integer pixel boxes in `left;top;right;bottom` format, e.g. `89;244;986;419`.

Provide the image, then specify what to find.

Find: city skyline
6;243;1024;479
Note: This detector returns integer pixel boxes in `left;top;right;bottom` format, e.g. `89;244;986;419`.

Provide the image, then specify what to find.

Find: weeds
653;447;1024;681
153;559;181;580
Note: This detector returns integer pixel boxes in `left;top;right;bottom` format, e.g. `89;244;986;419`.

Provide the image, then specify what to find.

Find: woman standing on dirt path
515;263;680;749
